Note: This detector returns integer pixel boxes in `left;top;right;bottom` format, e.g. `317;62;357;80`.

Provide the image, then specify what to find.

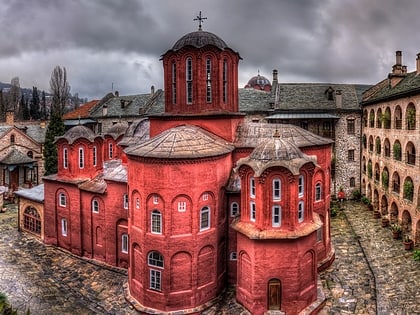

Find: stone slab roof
0;149;35;165
103;160;127;183
14;184;44;202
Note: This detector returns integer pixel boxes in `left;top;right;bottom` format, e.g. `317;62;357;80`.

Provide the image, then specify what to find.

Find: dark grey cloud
1;0;420;99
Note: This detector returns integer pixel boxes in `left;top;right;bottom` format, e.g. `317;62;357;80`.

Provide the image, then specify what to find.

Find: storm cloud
1;0;420;99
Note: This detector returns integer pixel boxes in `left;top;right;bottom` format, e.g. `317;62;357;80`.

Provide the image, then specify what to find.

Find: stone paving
0;201;419;314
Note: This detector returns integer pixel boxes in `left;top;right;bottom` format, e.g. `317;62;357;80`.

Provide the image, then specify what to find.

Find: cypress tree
43;112;65;175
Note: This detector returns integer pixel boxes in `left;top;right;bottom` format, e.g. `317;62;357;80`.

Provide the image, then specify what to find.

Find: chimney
417;53;420;74
272;69;278;83
396;50;402;65
5;111;14;125
102;104;108;116
335;90;342;108
151;85;155;95
389;50;407;87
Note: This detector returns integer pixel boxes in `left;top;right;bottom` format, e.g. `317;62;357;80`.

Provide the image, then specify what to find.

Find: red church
43;16;334;315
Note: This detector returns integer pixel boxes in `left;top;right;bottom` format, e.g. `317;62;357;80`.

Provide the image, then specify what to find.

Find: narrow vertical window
59;193;66;207
186;57;193;104
200;206;210;230
61;218;67;236
93;146;97;166
250;201;256;222
206;57;212;103
123;194;129;209
92;199;99;213
135;198;140;209
223;59;228;103
121;234;128;253
153;195;159;204
250;177;256;198
272;205;281;227
109;143;113;159
230;252;237;261
63;148;68;169
150;270;161;291
273;178;281;200
79;147;84;169
315;183;322;201
148;251;163;291
230;202;239;217
298;201;304;223
298;175;304;197
172;61;177;104
151;210;162;234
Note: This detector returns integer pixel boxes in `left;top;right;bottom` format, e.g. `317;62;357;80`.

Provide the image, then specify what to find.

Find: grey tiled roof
362;71;420;104
57;125;99;144
14;184;44;202
0;149;35;165
171;30;229;51
118;118;150;147
103;160;127;183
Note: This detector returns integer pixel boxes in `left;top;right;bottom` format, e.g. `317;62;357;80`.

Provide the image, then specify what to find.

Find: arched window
406;104;416;130
403;177;414;201
171;61;177;104
298;201;304;223
93;146;97;166
186;57;193;104
315;182;322;201
135;198;140;209
63;148;68;169
79;147;84;169
250;177;256;198
384;138;391;157
206;57;212;103
92;199;99;213
229;252;237;261
250;201;256;222
272;205;281;227
10;134;15;144
200;206;210;230
230;202;239;217
123;193;129;209
393;141;402;161
375;137;381;155
151;210;162;234
148;251;164;291
121;234;128;253
350;177;356;187
223;59;228;103
23;206;41;235
298;175;304;197
59;193;66;207
272;178;281;200
392;172;400;194
406;142;416;165
27;151;33;158
61;218;68;236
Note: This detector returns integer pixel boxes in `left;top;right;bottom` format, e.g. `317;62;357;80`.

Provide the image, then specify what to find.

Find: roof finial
194;11;207;31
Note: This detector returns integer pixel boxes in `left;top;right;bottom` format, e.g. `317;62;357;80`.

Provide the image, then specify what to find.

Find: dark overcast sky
2;0;420;100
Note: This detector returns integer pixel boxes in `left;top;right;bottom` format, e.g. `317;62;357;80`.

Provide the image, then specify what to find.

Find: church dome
250;134;304;162
172;30;228;51
59;125;96;144
245;74;271;90
106;122;128;139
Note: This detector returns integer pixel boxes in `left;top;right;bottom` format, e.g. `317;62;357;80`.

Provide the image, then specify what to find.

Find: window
186;57;193;104
348;150;355;162
151;210;162;234
59;193;66;207
148;251;164;267
93;146;97;166
272;178;281;200
153;195;159;204
202;193;208;201
250;177;256;198
347;119;355;134
230;252;237;261
108;143;114;159
230;202;239;217
10;134;15;144
63;148;68;169
61;218;67;236
223;59;228;103
272;205;281;227
121;234;128;253
92;199;99;213
206;57;212;103
250;201;256;222
79;147;84;169
317;228;323;242
178;201;186;212
200;206;210;230
27;151;33;158
171;61;177;104
135;198;140;209
150;270;161;291
315;183;322;201
298;201;304;223
123;194;129;209
298;175;304;197
350;177;356;187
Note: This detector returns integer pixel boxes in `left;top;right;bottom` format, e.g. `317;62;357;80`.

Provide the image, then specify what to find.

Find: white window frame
92;199;99;213
202;193;208;201
79;147;84;169
298;175;304;197
315;183;322;201
230;252;237;261
59;193;66;207
151;210;162;234
63;148;68;169
178;201;186;212
148;251;164;268
250;201;256;222
272;205;281;227
230;202;239;217
150;269;161;291
123;194;129;209
200;206;210;231
135;198;140;209
298;201;304;223
206;57;212;103
153;195;159;204
273;178;281;200
250;177;256;198
61;218;67;236
121;233;129;253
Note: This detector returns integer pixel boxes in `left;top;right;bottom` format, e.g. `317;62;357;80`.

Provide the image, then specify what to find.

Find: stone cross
194;11;207;30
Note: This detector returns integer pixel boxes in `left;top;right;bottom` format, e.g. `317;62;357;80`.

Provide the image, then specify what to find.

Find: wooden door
268;279;281;310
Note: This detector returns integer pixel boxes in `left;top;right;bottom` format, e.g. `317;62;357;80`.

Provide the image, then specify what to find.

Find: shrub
413;250;420;261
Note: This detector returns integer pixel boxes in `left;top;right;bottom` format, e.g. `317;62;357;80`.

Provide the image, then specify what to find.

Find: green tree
30;87;40;120
40;90;47;120
43;113;65;175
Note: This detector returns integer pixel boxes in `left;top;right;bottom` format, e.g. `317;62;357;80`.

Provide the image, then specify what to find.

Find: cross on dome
194;11;207;30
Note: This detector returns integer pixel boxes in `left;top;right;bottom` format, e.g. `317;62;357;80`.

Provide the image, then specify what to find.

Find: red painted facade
43;27;333;315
